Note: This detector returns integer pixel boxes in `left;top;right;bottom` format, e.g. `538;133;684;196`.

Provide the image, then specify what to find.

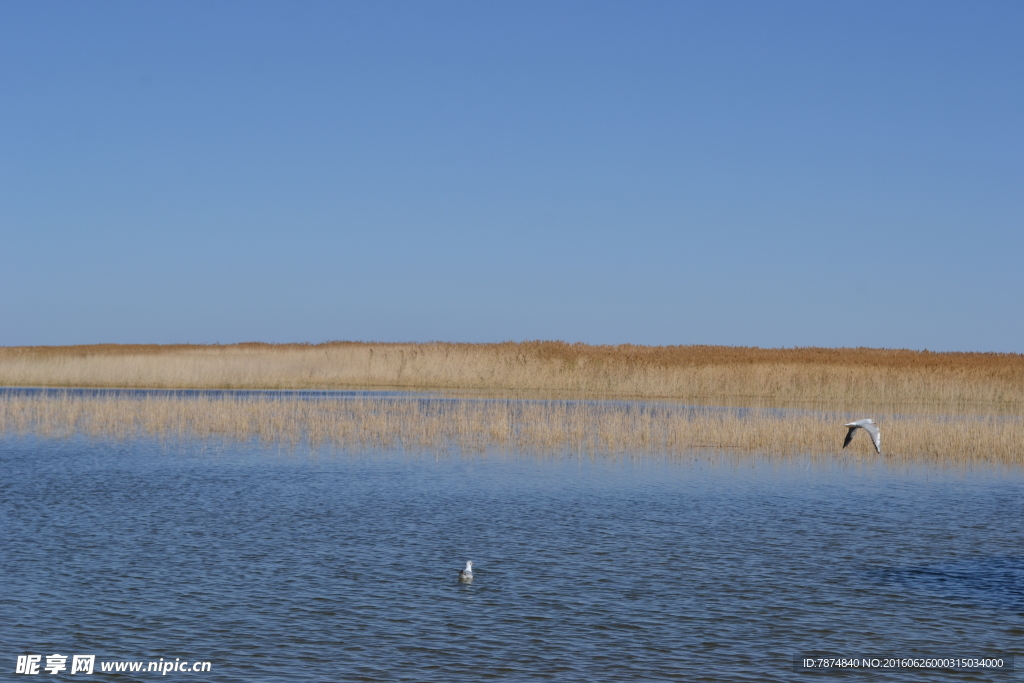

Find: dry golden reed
1;394;1020;467
2;341;1023;413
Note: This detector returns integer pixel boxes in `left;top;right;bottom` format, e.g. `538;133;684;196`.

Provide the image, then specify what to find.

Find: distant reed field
2;342;1023;413
1;394;1020;466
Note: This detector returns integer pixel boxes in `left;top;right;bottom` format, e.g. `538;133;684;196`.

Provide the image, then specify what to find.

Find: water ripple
2;436;1022;681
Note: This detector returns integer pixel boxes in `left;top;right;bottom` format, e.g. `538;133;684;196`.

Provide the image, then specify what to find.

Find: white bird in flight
458;561;474;583
843;419;881;453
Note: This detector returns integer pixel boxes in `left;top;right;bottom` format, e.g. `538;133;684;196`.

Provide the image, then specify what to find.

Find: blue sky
2;1;1021;351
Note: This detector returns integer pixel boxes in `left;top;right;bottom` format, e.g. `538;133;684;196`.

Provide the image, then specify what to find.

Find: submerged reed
1;393;1020;467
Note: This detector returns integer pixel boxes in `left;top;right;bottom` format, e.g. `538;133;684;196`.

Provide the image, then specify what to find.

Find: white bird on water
458;561;474;583
843;419;881;453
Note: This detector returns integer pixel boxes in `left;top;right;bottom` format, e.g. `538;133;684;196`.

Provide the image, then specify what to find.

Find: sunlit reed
2;342;1023;414
2;394;1020;467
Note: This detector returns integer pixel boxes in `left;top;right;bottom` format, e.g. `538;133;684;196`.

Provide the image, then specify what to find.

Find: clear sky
2;1;1021;351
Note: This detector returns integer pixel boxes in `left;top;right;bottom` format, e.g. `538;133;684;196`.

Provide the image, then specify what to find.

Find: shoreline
2;341;1022;414
3;392;1020;466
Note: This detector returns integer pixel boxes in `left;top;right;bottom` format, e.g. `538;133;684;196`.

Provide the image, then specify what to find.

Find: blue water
0;387;422;400
0;386;849;421
2;436;1021;681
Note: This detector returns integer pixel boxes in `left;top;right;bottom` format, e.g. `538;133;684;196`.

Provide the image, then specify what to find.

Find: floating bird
458;561;474;583
843;419;881;453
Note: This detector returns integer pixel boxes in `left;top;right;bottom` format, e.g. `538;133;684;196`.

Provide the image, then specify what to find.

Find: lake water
2;436;1022;681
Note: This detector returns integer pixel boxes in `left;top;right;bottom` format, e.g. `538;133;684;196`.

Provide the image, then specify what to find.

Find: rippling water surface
2;436;1022;681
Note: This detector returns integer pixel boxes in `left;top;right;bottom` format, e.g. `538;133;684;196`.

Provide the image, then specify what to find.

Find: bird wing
842;426;857;448
862;421;881;453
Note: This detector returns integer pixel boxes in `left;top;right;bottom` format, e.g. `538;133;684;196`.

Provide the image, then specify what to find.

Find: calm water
2;436;1022;681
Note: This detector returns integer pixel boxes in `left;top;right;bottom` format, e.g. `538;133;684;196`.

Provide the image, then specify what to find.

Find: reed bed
1;393;1020;467
2;342;1023;413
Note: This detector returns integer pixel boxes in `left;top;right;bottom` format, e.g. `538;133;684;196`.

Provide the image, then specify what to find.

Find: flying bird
843;419;881;453
458;561;474;583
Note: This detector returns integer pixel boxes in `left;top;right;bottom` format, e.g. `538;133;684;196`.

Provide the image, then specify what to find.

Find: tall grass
4;342;1019;464
2;394;1020;467
2;342;1022;413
